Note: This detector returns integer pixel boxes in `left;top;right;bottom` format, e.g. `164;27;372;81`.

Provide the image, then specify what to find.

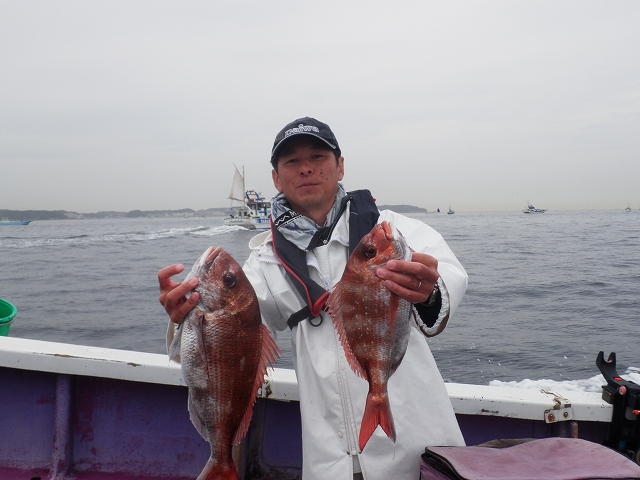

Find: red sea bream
328;221;413;451
168;246;280;480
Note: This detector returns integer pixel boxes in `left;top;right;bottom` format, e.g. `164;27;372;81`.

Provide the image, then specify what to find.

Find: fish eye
364;245;377;258
222;273;236;288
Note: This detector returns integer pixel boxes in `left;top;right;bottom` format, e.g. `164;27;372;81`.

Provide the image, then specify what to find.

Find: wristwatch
425;282;440;307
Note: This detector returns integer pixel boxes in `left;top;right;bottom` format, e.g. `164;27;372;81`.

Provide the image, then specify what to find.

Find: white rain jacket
242;207;467;480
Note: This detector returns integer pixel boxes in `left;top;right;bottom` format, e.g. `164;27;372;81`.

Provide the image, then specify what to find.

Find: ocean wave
190;225;247;236
489;367;640;393
0;225;245;248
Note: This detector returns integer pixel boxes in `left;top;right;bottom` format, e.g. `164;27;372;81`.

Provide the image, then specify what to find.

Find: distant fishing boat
0;219;32;226
447;206;455;215
223;165;271;230
625;204;631;212
523;202;547;214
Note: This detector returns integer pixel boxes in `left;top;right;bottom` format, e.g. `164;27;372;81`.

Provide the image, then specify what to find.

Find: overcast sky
1;1;638;213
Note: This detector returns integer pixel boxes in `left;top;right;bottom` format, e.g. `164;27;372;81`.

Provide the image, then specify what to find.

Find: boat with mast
223;165;271;230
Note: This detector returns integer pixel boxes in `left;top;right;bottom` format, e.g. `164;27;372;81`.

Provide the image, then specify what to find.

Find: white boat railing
0;336;612;424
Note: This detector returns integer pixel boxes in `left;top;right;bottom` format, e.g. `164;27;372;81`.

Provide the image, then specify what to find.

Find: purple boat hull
0;337;614;479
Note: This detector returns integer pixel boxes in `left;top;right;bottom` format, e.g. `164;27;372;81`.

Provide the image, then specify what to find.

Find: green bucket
0;298;17;336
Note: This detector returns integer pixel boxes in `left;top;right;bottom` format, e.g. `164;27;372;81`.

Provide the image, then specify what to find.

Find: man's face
272;137;344;224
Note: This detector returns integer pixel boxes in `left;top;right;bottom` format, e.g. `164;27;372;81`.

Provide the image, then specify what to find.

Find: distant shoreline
1;204;432;221
5;207;638;221
0;208;228;221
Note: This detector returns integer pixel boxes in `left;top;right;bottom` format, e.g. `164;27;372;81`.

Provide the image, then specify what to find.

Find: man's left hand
376;252;438;304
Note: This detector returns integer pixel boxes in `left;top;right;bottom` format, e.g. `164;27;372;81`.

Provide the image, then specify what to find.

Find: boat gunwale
0;336;612;423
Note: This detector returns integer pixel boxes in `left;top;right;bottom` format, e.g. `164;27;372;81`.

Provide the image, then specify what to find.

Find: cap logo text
284;124;320;138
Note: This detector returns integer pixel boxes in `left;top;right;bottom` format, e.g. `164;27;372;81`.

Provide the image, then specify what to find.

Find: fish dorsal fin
232;323;281;445
327;282;368;381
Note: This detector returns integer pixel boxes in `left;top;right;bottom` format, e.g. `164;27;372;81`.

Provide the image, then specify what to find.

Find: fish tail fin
232;324;281;446
358;392;396;451
197;457;239;480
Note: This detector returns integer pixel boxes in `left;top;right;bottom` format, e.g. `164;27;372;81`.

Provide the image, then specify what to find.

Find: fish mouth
201;246;223;267
381;221;394;241
381;221;411;261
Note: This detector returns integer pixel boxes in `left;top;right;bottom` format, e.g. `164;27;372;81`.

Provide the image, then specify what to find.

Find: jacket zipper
315;243;360;467
334;325;360;460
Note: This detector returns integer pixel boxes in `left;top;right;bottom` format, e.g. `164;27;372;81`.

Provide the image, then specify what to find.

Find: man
159;117;467;480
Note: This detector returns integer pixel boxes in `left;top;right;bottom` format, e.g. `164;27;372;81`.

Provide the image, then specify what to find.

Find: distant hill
0;208;229;221
0;209;69;221
377;204;428;213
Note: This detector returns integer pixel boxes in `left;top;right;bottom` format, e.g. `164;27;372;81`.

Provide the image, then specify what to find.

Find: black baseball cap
271;117;340;167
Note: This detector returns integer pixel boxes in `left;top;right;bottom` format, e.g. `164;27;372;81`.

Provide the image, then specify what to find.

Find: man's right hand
158;264;200;324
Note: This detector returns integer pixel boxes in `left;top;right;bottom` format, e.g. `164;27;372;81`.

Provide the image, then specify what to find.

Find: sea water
1;210;639;391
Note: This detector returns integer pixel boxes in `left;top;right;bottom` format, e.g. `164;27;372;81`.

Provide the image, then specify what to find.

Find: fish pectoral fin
193;310;209;360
